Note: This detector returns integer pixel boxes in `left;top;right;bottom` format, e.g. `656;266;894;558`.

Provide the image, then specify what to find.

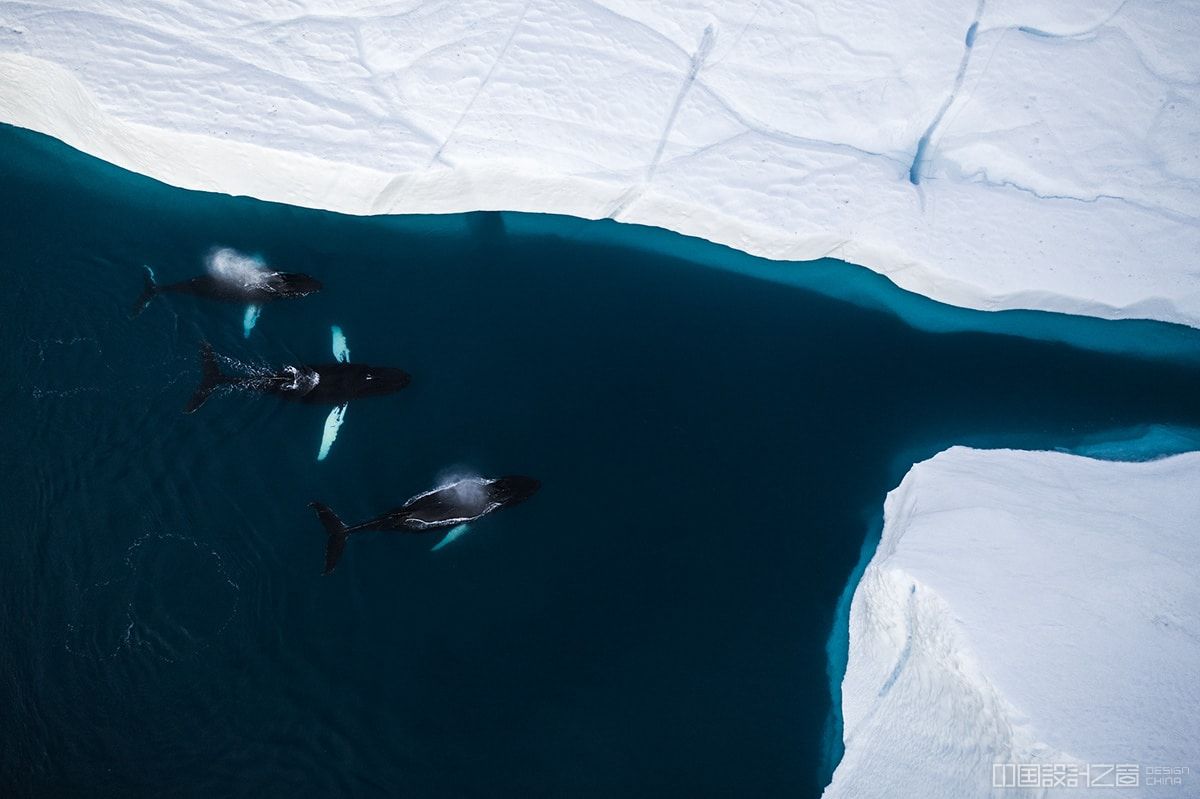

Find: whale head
489;475;541;508
354;366;411;397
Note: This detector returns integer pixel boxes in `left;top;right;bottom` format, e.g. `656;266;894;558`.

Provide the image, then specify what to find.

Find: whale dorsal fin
243;305;262;338
317;403;348;461
332;325;350;363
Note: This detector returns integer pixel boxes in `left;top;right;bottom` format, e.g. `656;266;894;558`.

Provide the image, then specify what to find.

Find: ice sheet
1;0;1196;325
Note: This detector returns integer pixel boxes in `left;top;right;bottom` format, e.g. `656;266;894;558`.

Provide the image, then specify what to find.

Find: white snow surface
826;447;1200;798
1;0;1198;325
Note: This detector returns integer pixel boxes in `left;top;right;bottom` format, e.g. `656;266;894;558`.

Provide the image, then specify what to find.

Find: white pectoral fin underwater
317;403;348;461
431;523;471;552
332;325;350;363
315;325;352;461
242;304;262;338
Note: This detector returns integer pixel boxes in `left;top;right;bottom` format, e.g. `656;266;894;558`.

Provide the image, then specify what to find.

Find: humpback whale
185;326;410;460
309;475;541;574
131;249;321;336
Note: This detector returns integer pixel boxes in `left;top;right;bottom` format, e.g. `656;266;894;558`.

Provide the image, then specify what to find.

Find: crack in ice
645;23;715;182
909;0;986;186
427;0;533;167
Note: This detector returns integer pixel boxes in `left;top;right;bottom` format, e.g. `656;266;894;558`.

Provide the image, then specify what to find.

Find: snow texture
0;0;1198;325
826;447;1200;798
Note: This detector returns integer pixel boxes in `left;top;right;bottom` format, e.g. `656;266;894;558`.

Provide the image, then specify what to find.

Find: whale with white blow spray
309;473;541;574
185;325;410;461
131;247;322;337
428;470;489;552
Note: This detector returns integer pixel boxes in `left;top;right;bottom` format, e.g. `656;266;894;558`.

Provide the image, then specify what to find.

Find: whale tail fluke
131;266;158;317
309;501;349;575
184;341;225;414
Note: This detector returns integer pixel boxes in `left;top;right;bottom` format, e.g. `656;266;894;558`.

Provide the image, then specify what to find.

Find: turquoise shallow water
1;124;1198;797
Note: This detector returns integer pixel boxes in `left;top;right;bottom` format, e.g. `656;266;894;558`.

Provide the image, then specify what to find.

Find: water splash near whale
434;470;491;515
206;248;268;336
207;247;270;288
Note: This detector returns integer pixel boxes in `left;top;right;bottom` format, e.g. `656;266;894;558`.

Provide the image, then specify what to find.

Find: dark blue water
2;125;1198;798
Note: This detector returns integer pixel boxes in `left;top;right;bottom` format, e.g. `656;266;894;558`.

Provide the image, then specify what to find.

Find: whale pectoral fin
242;305;262;338
431;523;471;552
332;325;350;363
317;403;349;461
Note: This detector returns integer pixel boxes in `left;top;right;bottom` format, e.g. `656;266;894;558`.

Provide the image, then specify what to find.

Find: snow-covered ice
826;447;1200;798
1;0;1197;325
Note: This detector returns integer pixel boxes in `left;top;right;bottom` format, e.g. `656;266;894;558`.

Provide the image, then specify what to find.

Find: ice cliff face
0;0;1197;325
827;448;1200;798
